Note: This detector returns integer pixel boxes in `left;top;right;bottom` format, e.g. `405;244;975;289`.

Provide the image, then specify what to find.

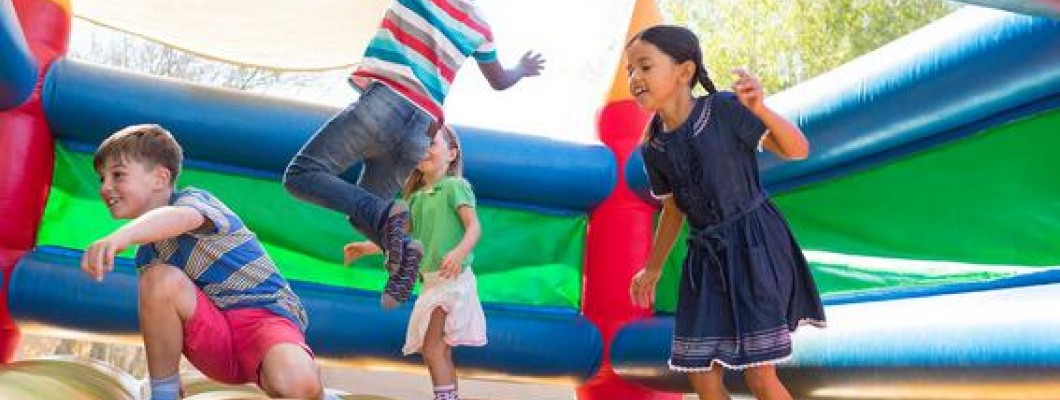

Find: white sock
434;384;459;400
149;373;180;400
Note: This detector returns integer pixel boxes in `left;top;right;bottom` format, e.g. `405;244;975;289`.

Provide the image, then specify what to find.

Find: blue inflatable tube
953;0;1060;18
8;248;141;334
9;247;603;381
42;58;614;213
626;8;1060;199
456;125;615;213
610;270;1060;395
0;0;37;110
764;7;1060;187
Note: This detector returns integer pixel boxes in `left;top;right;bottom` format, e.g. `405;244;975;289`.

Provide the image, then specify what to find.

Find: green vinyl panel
777;109;1060;266
37;144;586;309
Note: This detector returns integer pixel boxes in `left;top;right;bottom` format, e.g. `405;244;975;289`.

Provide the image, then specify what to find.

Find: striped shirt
135;188;308;331
351;0;498;122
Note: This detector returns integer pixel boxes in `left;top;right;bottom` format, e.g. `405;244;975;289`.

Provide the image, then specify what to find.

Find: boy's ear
153;165;172;189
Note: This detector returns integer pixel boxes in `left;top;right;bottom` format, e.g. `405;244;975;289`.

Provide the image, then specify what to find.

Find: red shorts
183;289;312;385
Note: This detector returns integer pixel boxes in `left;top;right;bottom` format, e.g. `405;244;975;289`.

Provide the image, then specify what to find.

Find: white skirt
402;268;488;355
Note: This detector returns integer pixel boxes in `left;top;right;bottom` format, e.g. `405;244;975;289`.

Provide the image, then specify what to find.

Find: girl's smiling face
419;130;455;177
625;39;694;112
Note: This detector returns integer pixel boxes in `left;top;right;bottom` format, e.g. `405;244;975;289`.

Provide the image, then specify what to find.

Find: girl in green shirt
344;126;486;400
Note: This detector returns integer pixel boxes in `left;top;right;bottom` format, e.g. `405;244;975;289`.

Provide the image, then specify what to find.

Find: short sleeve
173;189;241;235
641;146;672;198
472;45;498;63
469;5;498;63
720;92;769;152
446;178;476;209
134;244;158;269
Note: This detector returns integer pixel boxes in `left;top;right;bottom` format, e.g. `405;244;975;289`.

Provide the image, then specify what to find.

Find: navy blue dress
642;92;826;372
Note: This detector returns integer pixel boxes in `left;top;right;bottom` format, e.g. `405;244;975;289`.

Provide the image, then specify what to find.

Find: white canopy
72;0;390;70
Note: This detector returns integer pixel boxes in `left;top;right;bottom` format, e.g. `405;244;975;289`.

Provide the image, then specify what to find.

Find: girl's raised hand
732;68;764;111
343;241;379;266
630;268;662;308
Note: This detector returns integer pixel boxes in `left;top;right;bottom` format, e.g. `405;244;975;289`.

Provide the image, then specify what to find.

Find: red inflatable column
0;0;70;363
577;1;679;399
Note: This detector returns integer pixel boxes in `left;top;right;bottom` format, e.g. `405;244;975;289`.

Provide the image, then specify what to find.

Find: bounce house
2;0;1060;398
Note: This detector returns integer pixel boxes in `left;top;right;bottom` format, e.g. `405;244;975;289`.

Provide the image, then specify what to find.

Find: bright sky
444;0;635;143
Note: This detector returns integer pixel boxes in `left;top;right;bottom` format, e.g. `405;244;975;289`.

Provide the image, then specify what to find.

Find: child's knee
742;365;779;389
262;360;321;398
282;168;303;194
139;264;189;299
260;343;321;397
422;343;442;360
687;368;725;386
282;157;323;195
422;338;449;361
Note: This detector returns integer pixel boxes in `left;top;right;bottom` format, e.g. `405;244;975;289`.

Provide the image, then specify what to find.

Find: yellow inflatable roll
0;356;139;400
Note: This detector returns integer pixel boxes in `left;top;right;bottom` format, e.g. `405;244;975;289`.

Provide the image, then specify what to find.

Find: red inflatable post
577;1;680;399
0;0;70;362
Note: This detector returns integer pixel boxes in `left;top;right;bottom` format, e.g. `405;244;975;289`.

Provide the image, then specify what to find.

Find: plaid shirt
135;188;307;330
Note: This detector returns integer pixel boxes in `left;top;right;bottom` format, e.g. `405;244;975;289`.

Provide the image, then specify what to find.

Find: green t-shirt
408;176;476;273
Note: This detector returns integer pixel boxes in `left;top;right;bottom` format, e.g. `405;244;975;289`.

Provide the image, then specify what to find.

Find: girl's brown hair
627;25;718;94
401;125;463;198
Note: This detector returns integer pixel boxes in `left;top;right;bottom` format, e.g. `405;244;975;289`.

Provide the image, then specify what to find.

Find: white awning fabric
72;0;390;71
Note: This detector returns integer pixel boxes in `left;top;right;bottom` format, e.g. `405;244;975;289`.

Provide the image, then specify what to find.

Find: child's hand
518;51;546;78
439;249;466;279
732;68;765;112
81;232;131;282
629;268;661;308
342;241;379;266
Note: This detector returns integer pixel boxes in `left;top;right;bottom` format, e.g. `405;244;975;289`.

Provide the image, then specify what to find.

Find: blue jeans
283;82;432;246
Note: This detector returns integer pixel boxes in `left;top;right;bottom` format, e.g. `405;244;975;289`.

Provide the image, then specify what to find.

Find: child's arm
343;241;381;266
81;206;206;281
439;205;481;279
476;51;545;90
630;197;686;308
732;68;810;160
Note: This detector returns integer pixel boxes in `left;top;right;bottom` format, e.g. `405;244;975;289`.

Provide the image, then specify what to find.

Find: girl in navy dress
627;25;826;400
